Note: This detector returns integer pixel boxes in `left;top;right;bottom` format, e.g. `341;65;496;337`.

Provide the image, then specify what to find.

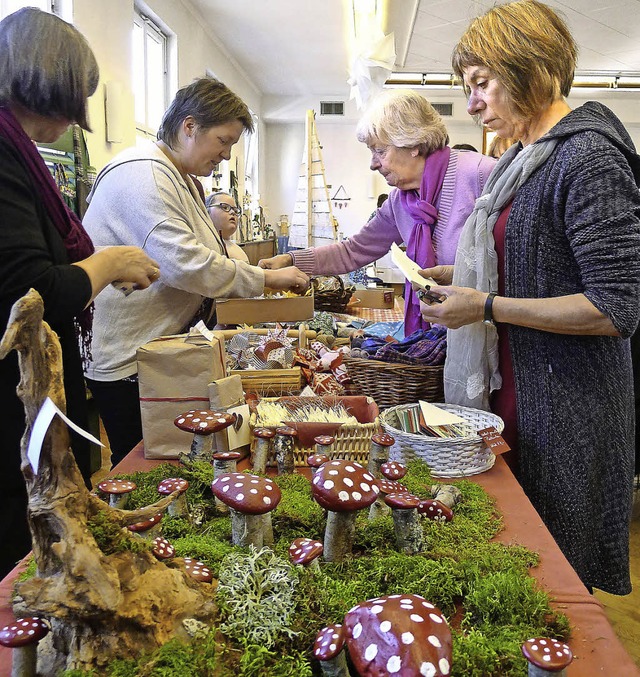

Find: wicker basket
312;276;354;313
344;357;444;409
380;403;503;477
249;395;379;466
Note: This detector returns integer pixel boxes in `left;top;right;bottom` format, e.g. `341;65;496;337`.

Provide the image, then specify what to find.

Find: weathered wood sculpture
0;289;216;674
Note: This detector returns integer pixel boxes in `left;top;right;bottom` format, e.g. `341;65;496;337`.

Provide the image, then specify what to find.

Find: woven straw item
380;403;504;477
344;357;444;408
312;275;354;313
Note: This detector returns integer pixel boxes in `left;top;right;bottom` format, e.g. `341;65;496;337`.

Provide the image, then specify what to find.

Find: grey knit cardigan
505;102;640;595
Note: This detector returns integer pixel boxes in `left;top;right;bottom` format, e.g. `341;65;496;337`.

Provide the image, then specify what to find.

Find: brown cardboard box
215;292;313;325
354;287;395;309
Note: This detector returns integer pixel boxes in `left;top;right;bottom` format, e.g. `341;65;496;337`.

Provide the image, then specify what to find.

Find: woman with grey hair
0;8;159;578
83;77;309;463
259;88;495;334
419;0;640;595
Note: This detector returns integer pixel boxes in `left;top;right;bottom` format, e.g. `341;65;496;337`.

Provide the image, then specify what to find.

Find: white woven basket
380;403;504;477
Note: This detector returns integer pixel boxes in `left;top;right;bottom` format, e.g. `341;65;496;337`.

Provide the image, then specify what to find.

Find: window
132;10;168;141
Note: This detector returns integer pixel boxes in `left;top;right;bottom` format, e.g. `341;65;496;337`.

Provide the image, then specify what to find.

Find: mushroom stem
368;496;391;520
230;509;264;548
367;441;389;478
262;512;274;546
190;434;213;462
168;493;188;518
274;435;295;474
527;667;567;677
108;494;129;509
391;508;424;554
212;458;237;514
323;510;356;562
319;651;349;677
11;644;37;677
431;484;462;509
252;438;270;474
315;442;332;458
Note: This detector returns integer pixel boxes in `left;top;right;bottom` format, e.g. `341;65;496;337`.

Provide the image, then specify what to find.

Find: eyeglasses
210;202;241;216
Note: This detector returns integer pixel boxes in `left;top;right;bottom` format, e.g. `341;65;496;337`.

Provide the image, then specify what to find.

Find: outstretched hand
263;266;310;294
258;253;293;270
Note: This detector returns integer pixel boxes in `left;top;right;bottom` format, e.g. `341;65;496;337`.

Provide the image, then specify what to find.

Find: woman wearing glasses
206;192;249;262
83;77;309;464
260;88;495;336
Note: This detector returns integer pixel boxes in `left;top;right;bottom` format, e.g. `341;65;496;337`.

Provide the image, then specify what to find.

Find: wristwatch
483;292;498;325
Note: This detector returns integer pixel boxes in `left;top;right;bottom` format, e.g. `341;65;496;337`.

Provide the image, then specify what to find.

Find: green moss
17;556;36;582
87;510;150;556
75;458;569;676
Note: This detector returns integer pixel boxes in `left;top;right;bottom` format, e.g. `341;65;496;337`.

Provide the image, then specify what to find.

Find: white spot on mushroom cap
420;663;437;676
387;655;402;672
380;620;391;632
402;632;414;644
365;644;378;661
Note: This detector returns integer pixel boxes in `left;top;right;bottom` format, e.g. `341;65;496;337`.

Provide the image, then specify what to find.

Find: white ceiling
189;0;640;98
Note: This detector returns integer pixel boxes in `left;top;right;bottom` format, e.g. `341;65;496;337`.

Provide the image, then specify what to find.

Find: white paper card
191;321;215;342
390;243;436;289
418;400;465;427
28;397;104;474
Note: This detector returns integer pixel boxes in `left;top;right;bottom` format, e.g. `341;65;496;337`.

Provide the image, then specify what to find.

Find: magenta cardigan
291;149;495;275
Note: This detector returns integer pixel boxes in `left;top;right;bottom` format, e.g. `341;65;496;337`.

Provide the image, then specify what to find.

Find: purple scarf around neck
399;146;451;335
0;106;95;353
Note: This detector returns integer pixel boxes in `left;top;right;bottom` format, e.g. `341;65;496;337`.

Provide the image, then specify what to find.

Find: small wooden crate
249;395;379;467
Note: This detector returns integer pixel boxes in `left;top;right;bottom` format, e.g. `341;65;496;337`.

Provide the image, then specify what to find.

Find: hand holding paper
390;243;437;290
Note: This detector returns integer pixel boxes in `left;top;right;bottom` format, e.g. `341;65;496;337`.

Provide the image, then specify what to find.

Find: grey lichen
216;546;299;648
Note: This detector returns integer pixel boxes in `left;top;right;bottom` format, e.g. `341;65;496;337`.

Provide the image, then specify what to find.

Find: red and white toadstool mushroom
0;616;51;677
211;451;242;513
313;622;348;677
211;472;282;548
368;477;407;521
97;478;136;509
418;499;454;523
314;434;335;458
521;638;573;676
288;537;324;572
174;409;236;462
343;594;452;677
367;432;395;478
127;512;163;540
151;536;175;560
384;492;425;555
273;425;298;474
430;484;462;509
252;426;275;474
183;557;213;583
311;460;379;562
157;478;189;517
380;460;407;481
307;453;330;475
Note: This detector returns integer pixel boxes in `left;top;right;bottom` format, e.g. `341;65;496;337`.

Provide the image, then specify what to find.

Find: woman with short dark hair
83;77;309;463
419;0;640;595
0;8;159;578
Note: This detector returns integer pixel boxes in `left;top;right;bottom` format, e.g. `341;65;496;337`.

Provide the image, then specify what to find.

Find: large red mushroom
0;616;51;677
521;637;573;676
211;472;281;548
311;460;379;562
343;594;452;677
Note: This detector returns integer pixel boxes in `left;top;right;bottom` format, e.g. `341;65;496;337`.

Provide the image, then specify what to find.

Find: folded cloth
373;325;447;366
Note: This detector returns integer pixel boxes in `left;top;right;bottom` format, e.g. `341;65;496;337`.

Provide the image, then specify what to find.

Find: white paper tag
418;400;465;427
390;243;436;289
28;397;104;474
191;321;215;342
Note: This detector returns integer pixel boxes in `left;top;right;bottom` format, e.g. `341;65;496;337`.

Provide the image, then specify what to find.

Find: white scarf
444;137;559;410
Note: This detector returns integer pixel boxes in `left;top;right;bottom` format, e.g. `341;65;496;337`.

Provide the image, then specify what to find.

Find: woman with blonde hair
259;88;495;335
419;0;640;595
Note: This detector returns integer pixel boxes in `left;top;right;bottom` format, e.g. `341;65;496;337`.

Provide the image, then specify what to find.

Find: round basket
312;276;354;313
380;403;503;477
344;357;444;408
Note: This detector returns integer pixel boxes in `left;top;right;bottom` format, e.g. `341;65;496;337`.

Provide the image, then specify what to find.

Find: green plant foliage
78;458;569;676
87;509;150;556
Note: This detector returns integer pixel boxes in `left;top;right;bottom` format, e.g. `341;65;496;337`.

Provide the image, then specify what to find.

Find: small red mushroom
183;557;213;583
157;478;189;517
314;434;335;458
380;460;407;481
307;453;330;475
288;537;324;572
174;409;236;462
368;477;407;520
418;499;454;523
98;478;136;509
211;472;282;548
274;426;298;474
430;484;462;509
151;536;175;560
252;427;275;474
311;460;379;562
343;594;452;677
384;492;425;554
313;622;348;676
521;637;573;675
367;432;395;478
127;512;163;540
0;616;51;677
211;451;242;513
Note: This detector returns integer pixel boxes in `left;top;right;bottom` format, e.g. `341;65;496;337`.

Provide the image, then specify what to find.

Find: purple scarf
400;146;451;335
0;106;95;353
